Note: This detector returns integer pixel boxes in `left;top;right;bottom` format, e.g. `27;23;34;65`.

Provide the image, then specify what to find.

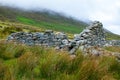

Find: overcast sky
0;0;120;35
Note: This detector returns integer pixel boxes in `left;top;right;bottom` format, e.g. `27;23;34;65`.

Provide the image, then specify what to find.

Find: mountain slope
0;5;88;34
0;5;120;40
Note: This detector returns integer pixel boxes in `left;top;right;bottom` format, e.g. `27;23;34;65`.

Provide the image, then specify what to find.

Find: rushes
0;41;120;80
0;41;26;60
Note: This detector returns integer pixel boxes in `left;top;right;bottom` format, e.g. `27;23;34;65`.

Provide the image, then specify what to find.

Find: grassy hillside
0;21;75;39
0;6;87;34
0;21;44;39
16;16;84;33
0;5;120;40
106;32;120;40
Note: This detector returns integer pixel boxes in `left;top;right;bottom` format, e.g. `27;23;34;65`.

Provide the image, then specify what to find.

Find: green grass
104;46;120;53
16;16;36;25
0;5;87;34
0;40;120;80
0;21;45;39
17;16;84;34
106;32;120;40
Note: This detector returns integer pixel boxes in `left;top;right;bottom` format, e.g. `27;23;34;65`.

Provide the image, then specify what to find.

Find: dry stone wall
74;21;106;46
7;30;69;49
68;21;106;54
7;21;120;54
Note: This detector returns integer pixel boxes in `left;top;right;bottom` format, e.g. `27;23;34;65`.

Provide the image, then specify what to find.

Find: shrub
0;41;119;80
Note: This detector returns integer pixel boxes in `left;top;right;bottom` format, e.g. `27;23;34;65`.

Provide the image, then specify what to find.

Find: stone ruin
7;30;69;49
69;21;106;53
7;21;120;54
74;21;106;47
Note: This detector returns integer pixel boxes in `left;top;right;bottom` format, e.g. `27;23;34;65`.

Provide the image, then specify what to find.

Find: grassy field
0;40;120;80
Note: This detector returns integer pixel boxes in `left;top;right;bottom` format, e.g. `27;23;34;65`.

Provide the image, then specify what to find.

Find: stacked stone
9;21;120;54
7;21;107;54
68;21;106;54
7;30;69;48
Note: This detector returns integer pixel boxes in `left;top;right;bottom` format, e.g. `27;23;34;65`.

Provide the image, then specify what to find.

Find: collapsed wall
7;21;120;54
68;21;106;54
7;30;69;49
75;21;105;47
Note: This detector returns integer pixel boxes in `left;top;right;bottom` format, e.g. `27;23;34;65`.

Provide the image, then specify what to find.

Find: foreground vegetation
0;40;120;80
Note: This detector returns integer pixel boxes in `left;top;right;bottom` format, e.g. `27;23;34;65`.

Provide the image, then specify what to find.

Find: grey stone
7;21;120;55
7;31;69;50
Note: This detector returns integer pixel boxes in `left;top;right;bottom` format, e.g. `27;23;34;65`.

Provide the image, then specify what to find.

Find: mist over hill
0;5;88;33
0;5;120;40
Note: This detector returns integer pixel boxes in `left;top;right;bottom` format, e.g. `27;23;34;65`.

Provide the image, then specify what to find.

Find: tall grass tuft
0;41;26;60
104;46;120;53
109;58;120;79
0;41;120;80
17;52;38;79
0;61;12;80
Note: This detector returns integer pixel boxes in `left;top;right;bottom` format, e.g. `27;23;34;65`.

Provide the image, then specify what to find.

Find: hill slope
0;5;88;34
0;5;120;40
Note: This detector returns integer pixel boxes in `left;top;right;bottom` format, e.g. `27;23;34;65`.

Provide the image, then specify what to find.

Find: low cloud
0;0;120;34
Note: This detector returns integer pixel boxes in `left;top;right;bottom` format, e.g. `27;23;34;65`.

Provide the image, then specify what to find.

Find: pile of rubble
7;30;69;49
